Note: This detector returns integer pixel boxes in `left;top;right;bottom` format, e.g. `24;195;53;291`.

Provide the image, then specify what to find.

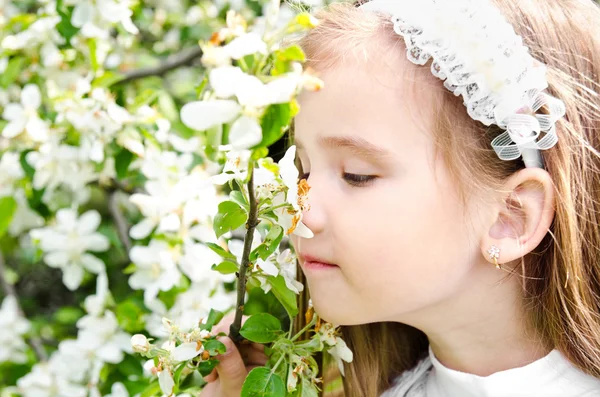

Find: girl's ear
480;168;556;268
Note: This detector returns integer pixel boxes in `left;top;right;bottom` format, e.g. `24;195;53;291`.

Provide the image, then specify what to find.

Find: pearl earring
487;245;501;270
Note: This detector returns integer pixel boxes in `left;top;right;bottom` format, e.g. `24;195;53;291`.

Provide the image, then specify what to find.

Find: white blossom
70;0;139;39
25;141;98;205
17;361;87;397
2;84;49;142
128;239;182;304
274;145;313;238
0;296;30;364
318;323;353;376
0;152;24;197
30;209;110;290
1;16;61;50
76;310;132;364
181;70;300;149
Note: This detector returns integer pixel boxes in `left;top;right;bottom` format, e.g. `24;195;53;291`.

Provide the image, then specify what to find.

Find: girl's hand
200;313;268;397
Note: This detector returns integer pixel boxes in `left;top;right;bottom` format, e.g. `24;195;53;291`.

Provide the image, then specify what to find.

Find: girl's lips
298;253;339;271
303;260;339;271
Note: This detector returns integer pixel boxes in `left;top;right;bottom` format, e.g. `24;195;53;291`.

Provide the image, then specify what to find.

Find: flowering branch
230;168;260;343
114;47;204;86
0;250;48;361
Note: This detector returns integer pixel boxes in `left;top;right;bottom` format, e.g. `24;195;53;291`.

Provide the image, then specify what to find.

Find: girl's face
291;57;491;327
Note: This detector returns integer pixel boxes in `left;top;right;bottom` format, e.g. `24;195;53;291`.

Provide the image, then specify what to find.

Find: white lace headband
358;0;566;168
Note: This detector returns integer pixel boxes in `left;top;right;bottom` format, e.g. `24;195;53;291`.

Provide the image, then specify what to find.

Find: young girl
202;0;600;396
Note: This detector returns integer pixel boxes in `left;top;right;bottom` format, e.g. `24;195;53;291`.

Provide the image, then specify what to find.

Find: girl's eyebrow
296;135;394;160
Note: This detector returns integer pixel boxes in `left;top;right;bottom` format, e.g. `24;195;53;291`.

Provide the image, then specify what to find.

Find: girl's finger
203;368;217;383
239;346;269;366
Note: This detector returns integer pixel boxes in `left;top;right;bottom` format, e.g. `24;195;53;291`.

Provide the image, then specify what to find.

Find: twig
229;169;259;343
108;192;132;255
0;250;48;361
113;47;204;86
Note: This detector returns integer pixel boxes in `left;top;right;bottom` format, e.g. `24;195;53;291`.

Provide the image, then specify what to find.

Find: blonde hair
295;1;600;395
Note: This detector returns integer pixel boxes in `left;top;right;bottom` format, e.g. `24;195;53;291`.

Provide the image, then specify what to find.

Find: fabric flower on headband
359;0;566;168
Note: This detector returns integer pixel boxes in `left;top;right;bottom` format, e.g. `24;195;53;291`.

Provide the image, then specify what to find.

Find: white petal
56;208;78;229
235;74;268;108
209;66;244;98
293;221;314;238
97;343;124;363
2;119;26;138
81;253;105;274
84;234;111;252
129;245;153;267
25;117;49;142
109;382;129;397
279;145;299;188
229;115;262;150
121;17;139;35
77;210;101;234
2;103;24;121
180;100;241;131
71;1;95;28
157;213;180;233
223;33;267;59
45;251;70;268
256;259;278;277
107;103;131;124
129;218;157;240
266;75;299;105
63;265;84;290
171;342;201;362
158;369;175;396
21;84;42;109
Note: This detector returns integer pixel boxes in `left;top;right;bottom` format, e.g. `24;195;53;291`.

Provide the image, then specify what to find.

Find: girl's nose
300;177;326;236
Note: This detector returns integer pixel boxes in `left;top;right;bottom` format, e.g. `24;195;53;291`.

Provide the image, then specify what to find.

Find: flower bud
131;334;150;353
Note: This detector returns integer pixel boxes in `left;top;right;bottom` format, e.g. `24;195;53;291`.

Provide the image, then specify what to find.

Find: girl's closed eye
300;172;377;187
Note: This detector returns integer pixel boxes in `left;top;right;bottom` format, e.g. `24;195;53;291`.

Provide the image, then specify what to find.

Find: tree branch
229;169;259;343
109;192;133;256
114;46;204;86
0;250;48;361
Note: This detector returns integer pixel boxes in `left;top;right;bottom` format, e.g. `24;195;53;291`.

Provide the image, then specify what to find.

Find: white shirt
381;346;600;396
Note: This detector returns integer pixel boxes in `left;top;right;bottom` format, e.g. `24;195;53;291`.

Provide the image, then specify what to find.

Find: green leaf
229;190;248;210
173;362;187;387
0;57;26;88
116;299;146;332
205;242;239;262
199;309;225;331
213;201;248;238
252;147;269;161
279;45;306;62
93;71;125;88
140;380;162;397
53;306;85;325
240;313;282;343
197;359;219;377
203;339;226;355
88;39;98;72
131;88;160;110
115;148;135;180
250;225;284;261
258;104;292;148
55;1;80;43
268;275;298;317
159;91;178;120
300;376;319;397
0;197;17;238
241;367;285;397
211;261;238;275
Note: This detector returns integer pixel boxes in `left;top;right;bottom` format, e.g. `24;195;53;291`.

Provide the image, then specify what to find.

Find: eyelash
300;172;377;187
